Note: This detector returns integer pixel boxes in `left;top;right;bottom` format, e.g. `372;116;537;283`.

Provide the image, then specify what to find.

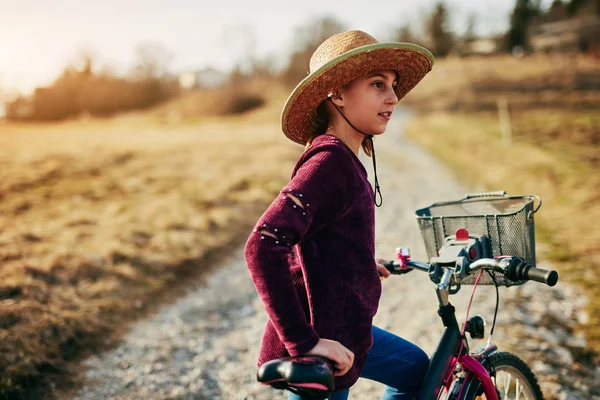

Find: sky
0;0;554;96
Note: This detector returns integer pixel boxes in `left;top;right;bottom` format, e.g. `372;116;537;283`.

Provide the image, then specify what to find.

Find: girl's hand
305;338;355;376
376;258;391;280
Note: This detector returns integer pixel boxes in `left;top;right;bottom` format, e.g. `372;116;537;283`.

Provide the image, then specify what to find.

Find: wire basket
415;191;542;286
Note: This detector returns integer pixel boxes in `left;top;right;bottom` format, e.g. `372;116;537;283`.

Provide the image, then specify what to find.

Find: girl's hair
305;100;373;157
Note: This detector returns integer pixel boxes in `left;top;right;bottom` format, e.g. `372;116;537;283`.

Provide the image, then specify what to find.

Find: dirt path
64;110;596;400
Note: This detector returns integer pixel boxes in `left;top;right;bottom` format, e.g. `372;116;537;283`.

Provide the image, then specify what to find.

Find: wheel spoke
503;372;511;399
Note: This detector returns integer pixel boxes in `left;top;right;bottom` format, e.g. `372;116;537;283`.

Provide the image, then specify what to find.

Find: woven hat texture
281;30;434;144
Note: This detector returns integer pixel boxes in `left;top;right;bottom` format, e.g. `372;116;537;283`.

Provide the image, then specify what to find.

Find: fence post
497;95;512;146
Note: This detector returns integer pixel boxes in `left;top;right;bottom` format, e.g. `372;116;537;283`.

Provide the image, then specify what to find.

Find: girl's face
337;70;399;135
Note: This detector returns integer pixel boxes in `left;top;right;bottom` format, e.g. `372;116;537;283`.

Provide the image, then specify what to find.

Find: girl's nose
386;89;399;105
387;89;398;105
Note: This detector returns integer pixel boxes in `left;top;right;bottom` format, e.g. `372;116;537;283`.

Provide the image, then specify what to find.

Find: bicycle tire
459;351;544;400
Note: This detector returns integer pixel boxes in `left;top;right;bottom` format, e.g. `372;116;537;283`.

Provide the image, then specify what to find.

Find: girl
244;30;434;400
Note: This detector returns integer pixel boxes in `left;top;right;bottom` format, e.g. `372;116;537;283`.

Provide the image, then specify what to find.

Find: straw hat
281;30;434;145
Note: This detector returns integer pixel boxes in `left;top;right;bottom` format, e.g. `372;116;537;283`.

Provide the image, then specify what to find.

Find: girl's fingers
332;349;352;376
377;263;391;279
339;347;354;375
346;348;354;364
306;338;355;376
376;258;391;275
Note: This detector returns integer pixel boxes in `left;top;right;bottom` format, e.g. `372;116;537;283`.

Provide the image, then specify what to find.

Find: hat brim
281;42;434;145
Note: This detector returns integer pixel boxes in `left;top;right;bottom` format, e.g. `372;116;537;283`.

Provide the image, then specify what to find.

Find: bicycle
256;191;559;399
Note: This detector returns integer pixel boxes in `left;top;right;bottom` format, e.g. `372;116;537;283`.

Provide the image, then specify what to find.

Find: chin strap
327;97;383;207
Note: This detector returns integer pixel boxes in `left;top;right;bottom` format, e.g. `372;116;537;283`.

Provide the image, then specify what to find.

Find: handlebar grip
382;260;413;275
506;260;559;286
527;267;559;287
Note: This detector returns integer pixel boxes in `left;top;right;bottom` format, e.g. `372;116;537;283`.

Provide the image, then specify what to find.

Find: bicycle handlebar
383;257;559;287
468;258;558;286
505;259;558;286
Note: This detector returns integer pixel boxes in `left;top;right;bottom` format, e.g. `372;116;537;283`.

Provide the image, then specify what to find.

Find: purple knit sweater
244;134;382;390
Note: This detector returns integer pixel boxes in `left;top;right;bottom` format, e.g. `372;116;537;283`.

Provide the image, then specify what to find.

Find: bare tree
464;13;478;42
427;2;455;57
132;42;174;80
71;48;98;78
396;23;417;43
283;16;346;86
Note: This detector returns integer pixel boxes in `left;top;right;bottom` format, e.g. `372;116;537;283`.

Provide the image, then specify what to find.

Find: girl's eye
373;81;398;90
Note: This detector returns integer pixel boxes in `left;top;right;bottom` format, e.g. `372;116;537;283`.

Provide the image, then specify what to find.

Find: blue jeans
288;326;429;400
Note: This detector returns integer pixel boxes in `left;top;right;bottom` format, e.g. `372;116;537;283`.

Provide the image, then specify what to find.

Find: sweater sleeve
244;144;353;356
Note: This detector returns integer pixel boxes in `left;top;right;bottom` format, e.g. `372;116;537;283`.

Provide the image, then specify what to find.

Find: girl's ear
328;90;344;107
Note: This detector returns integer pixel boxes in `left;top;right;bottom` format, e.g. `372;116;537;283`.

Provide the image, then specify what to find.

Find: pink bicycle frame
439;352;498;400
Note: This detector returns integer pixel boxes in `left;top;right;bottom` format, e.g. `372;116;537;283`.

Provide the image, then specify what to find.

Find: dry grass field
402;53;600;354
0;82;300;396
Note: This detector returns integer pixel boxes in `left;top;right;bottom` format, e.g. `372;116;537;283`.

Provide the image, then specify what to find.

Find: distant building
457;34;504;56
529;12;600;55
178;68;227;90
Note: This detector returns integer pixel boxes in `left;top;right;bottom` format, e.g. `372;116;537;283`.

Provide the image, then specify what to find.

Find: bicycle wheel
460;352;544;400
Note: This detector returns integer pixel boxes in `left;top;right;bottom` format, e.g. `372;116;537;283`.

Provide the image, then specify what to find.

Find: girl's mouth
378;112;392;121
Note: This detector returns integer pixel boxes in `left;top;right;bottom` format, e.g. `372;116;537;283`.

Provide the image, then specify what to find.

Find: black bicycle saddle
257;355;335;393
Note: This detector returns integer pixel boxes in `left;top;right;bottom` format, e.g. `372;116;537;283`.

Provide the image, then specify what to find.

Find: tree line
2;0;597;122
276;0;599;86
4;43;180;122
